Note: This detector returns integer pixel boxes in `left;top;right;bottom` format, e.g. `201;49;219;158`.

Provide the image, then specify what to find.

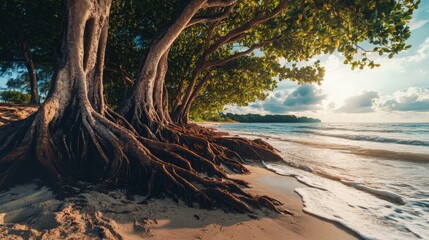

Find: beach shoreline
0;162;357;239
0;118;356;239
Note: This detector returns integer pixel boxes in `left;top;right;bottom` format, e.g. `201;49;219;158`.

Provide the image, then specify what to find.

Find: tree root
0;106;291;215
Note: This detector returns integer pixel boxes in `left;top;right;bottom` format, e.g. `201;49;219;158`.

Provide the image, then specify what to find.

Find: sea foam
220;122;429;239
264;162;427;240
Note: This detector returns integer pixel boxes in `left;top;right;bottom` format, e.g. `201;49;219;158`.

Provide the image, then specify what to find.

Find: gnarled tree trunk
0;0;288;215
119;0;207;131
153;48;172;124
0;0;116;183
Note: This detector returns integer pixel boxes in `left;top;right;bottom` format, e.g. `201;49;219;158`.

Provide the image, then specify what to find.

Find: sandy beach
0;115;356;239
0;163;356;239
0;104;38;127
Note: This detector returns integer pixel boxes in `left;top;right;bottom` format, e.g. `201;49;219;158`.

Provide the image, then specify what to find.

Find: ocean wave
278;138;429;163
263;162;424;239
227;125;429;239
295;125;429;134
295;130;429;147
345;181;406;205
295;125;403;133
266;161;408;205
224;130;429;163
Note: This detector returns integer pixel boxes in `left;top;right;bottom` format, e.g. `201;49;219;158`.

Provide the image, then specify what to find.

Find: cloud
407;37;429;62
409;19;429;31
382;87;429;112
258;85;326;113
335;91;379;113
334;88;429;114
283;85;326;109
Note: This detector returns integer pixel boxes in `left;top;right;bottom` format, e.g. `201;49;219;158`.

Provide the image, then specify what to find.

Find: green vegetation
0;90;30;104
0;0;420;215
0;0;62;104
223;113;321;123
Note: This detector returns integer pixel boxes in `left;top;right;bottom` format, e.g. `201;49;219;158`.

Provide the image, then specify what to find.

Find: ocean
218;122;429;240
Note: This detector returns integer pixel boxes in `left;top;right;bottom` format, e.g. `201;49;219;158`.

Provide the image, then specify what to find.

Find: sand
0;164;357;240
0;104;37;127
0;109;355;239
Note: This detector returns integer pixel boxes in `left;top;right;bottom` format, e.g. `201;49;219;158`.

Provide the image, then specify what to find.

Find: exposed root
157;126;250;174
1;105;291;215
146;160;290;214
213;137;284;162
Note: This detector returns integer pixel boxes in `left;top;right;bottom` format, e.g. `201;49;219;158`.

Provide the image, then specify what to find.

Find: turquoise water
219;122;429;240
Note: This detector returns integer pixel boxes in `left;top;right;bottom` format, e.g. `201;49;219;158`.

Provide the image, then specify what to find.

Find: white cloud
224;85;326;115
409;19;429;31
335;91;380;113
226;87;429;122
228;14;429;122
406;37;429;62
382;87;429;112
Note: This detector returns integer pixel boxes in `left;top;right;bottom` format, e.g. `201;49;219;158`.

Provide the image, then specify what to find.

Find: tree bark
120;0;239;130
0;0;127;184
153;48;171;124
181;73;210;123
171;71;209;124
119;0;207;130
0;0;288;216
22;42;40;104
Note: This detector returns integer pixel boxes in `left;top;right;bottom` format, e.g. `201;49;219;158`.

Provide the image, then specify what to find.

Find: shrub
0;90;31;104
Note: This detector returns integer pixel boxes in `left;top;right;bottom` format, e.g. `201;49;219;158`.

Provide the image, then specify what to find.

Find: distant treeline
222;113;321;123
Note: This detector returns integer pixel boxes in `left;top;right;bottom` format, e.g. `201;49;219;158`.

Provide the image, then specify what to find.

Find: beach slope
0;164;355;240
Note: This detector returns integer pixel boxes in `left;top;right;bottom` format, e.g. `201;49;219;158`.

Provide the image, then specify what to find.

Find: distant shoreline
221;113;321;123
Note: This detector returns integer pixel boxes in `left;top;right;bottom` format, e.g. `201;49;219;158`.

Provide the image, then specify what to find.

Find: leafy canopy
0;0;420;119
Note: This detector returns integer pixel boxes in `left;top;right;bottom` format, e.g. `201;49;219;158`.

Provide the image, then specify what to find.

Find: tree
119;0;237;127
0;0;420;215
0;90;30;104
0;0;287;214
169;0;419;123
186;55;281;120
0;0;62;104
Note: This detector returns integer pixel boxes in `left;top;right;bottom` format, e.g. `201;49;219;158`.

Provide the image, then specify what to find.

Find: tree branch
203;23;216;50
205;36;280;69
205;0;237;8
187;3;236;28
205;0;287;56
105;63;135;85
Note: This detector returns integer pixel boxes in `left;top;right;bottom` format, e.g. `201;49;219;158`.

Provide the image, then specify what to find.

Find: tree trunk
119;0;207;131
0;0;289;216
153;48;171;124
171;79;187;110
180;77;208;124
171;71;209;124
0;0;115;183
22;42;40;104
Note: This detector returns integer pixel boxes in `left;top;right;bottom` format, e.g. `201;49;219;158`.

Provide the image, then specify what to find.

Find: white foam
348;182;406;205
223;125;429;239
265;162;428;240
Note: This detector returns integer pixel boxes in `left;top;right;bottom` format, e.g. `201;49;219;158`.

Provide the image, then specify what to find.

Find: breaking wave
295;130;429;147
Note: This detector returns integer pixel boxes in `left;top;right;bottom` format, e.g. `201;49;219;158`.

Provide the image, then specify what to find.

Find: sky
226;1;429;123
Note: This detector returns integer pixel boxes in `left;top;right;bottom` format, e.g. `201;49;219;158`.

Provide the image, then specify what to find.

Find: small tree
0;0;62;104
0;90;31;104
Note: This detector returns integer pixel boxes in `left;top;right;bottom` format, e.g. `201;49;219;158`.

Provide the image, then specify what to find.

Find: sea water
218;122;429;240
